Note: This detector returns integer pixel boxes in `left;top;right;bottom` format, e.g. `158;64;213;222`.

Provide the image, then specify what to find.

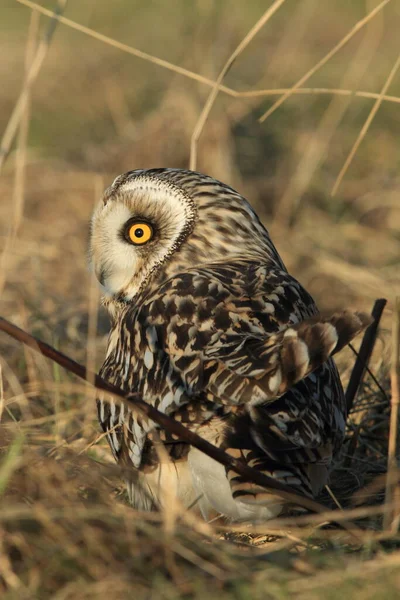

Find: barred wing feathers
98;260;369;487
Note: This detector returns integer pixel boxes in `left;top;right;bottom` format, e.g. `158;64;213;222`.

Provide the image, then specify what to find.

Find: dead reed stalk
384;298;400;530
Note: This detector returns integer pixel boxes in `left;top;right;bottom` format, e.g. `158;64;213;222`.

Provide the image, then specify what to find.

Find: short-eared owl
90;168;369;521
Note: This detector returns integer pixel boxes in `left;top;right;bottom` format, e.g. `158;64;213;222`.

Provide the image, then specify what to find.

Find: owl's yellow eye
127;222;153;245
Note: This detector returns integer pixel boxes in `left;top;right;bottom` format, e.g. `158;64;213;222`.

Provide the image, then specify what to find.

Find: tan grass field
0;1;399;597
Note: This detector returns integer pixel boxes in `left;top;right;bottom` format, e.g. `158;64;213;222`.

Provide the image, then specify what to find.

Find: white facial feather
90;176;196;300
91;202;139;295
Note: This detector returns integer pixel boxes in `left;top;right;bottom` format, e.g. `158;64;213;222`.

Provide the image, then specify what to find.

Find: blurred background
0;2;399;595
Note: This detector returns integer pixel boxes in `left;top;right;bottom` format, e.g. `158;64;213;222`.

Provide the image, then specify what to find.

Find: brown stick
0;316;329;514
345;298;387;413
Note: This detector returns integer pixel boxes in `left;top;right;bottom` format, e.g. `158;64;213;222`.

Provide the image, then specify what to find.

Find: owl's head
89;168;281;303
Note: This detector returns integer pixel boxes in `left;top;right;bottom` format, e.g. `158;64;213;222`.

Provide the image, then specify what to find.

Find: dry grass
0;0;400;597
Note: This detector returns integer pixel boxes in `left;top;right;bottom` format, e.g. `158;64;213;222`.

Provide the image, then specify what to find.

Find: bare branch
346;298;387;413
0;315;329;515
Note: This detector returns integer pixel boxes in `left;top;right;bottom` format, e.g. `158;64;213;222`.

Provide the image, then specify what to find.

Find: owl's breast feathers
97;259;368;486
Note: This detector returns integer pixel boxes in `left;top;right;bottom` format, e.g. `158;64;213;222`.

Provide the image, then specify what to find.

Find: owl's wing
136;262;371;498
141;262;369;408
99;261;368;488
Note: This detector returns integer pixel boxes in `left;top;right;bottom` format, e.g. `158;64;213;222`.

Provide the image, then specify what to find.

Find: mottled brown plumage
90;168;369;521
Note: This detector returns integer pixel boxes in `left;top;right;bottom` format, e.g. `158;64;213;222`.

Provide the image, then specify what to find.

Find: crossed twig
0;298;385;522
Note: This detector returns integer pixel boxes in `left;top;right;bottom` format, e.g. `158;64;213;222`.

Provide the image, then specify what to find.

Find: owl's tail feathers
257;310;372;397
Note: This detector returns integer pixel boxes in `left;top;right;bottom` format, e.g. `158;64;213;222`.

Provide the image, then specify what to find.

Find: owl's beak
90;256;107;287
97;267;107;287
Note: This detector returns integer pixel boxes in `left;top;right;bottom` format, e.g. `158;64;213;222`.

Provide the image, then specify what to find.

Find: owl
90;168;369;522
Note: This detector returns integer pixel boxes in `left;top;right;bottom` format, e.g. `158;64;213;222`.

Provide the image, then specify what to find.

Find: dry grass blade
271;13;383;229
233;87;400;104
0;0;68;172
12;10;38;228
15;0;237;97
0;10;39;298
325;485;343;510
287;551;400;593
0;364;4;424
332;51;400;196
258;0;391;123
0;435;25;498
384;297;400;530
189;0;287;170
82;177;103;437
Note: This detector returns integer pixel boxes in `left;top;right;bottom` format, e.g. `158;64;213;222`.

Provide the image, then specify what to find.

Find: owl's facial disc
90;175;196;301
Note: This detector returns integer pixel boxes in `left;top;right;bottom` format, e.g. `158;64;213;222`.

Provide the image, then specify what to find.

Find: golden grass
0;1;400;597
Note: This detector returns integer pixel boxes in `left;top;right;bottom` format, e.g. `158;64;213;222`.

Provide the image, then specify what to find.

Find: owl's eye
125;221;154;245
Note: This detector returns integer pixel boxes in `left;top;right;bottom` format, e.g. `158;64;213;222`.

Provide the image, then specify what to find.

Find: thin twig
258;0;391;123
348;346;389;402
189;0;286;170
0;317;373;540
0;316;329;515
15;0;238;97
345;298;387;413
325;485;344;510
383;297;400;531
332;51;400;196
